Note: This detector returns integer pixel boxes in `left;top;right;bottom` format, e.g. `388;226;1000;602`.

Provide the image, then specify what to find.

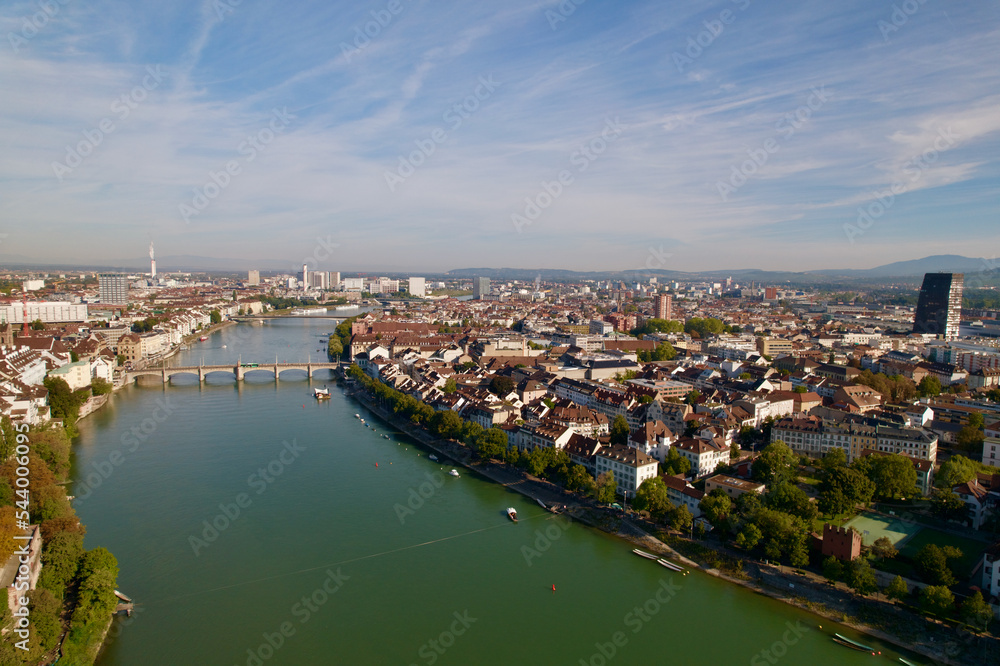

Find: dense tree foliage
630;318;683;336
609;415;630;446
633;477;671;521
852;454;917;501
752;441;797;486
914;544;963;586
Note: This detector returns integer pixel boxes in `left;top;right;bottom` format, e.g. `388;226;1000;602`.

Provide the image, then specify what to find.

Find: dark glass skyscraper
913;273;963;339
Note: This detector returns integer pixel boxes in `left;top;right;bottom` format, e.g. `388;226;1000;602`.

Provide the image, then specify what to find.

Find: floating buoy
375;463;378;467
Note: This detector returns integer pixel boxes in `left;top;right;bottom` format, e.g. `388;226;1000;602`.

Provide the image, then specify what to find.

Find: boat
507;507;518;522
536;498;546;510
429;454;439;461
656;558;686;574
632;549;658;561
832;633;873;652
898;659;920;666
354;413;360;419
313;388;330;400
222;345;227;349
448;469;460;477
199;336;208;341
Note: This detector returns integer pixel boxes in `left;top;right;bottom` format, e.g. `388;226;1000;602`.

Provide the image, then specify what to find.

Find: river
70;318;921;665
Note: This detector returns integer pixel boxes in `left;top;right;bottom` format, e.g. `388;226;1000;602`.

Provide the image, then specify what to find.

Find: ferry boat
448;469;460;477
507;507;518;522
313;388;330;400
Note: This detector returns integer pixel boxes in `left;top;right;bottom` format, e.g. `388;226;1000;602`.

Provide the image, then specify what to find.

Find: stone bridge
126;361;342;384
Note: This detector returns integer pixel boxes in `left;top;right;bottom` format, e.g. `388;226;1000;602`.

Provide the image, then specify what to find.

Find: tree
847;558;879;596
431;410;463;439
735;523;763;551
684;390;701;406
596;472;617;504
477;427;508;461
670;504;693;532
956;425;985;454
885;575;908;601
765;483;817;521
917;375;941;397
819;466;874;515
31;319;45;330
662;447;691;476
91;377;112;396
699;489;732;527
729;441;741;462
968;412;985;431
914;544;962;586
489;375;515;397
936;455;980;488
210;309;222;324
752;441;797;486
960;591;993;631
930;488;968;521
820;448;847;473
822;555;844;581
855;454;917;500
39;531;84;596
43;376;89;423
566;465;597;496
609;415;630;446
442;378;457;394
870;536;898;561
920;585;955;617
633;477;671;521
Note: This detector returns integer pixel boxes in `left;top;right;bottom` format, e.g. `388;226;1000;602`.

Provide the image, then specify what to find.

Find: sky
1;0;999;274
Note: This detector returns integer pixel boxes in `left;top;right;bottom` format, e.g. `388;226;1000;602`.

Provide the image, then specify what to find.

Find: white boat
313;387;330;399
449;469;460;477
355;413;360;419
507;507;518;522
632;549;658;560
656;558;685;573
222;345;227;349
428;454;439;462
536;498;546;510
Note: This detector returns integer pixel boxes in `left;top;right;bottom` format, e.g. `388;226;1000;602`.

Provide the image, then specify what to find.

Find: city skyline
2;0;999;272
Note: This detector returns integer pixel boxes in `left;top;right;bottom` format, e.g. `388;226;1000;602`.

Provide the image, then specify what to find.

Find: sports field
842;514;922;547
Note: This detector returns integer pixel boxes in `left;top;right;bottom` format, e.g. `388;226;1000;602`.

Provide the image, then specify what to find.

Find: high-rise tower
149;242;156;279
913;273;963;339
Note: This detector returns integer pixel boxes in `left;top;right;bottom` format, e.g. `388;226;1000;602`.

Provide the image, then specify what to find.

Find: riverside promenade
344;381;995;666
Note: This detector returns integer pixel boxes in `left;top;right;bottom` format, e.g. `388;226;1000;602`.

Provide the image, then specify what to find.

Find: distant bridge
126;361;343;384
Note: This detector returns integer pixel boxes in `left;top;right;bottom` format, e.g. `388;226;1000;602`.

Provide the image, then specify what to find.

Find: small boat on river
632;549;658;560
832;633;873;652
449;469;460;477
507;507;518;522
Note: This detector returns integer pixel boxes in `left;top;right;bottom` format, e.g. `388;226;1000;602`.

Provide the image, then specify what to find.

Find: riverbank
344;381;996;666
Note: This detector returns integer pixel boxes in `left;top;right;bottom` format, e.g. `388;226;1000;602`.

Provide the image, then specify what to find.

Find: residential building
655;293;672;321
704;475;764;499
672;437;729;478
594;445;659;496
982;542;1000;602
757;338;794;357
47;359;91;391
408;277;426;298
247;270;260;285
985;421;1000;469
473;277;491;300
98;273;129;306
0;302;88;324
661;474;704;518
913;272;963;339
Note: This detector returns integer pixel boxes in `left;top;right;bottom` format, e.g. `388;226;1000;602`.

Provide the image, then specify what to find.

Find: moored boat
429;454;439;461
832;633;873;652
448;469;460;477
632;549;658;560
507;507;518;522
536;498;546;509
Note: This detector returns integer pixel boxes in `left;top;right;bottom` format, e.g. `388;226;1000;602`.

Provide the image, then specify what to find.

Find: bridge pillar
235;365;244;381
198;367;205;382
273;364;279;383
162;368;168;384
307;364;312;381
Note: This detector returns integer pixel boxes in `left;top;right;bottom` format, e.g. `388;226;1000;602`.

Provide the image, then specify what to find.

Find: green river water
68;318;925;665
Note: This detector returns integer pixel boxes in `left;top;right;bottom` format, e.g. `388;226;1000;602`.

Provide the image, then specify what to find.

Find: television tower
21;295;29;335
150;242;157;279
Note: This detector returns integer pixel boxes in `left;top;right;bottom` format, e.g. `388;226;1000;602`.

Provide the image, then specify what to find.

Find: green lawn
897;529;987;579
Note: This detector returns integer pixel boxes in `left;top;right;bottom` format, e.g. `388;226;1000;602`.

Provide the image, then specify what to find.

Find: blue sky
2;0;999;273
